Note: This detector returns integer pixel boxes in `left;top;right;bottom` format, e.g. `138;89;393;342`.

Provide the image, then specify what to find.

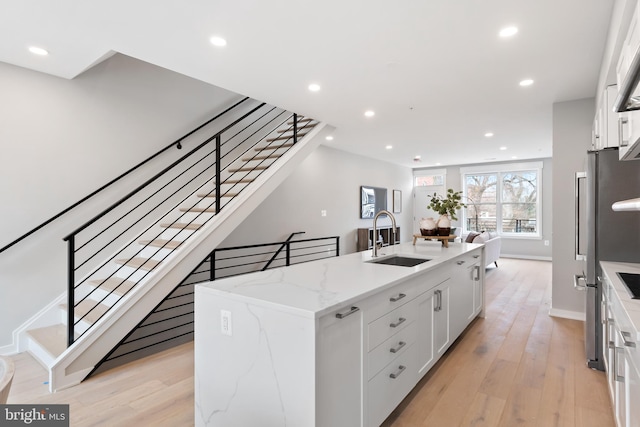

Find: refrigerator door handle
573;274;588;291
575;172;587;261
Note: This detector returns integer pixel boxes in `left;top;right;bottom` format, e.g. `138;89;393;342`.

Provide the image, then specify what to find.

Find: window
414;173;444;187
461;162;541;237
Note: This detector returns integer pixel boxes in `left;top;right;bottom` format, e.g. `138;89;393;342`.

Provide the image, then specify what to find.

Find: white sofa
465;231;501;268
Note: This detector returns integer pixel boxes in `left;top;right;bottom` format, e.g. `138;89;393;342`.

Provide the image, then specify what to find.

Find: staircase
20;102;326;391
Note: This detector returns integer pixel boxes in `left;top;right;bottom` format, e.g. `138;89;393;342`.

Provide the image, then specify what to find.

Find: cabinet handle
335;306;359;319
615;346;625;383
389;365;406;379
390;293;406;302
434;290;441;312
473;255;480;259
390;317;406;328
620;330;636;348
618;116;629;147
473;266;480;281
390;341;406;353
457;260;466;265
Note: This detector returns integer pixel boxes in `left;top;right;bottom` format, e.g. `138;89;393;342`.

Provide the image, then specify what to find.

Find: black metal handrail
0;96;250;255
209;235;340;281
64;100;315;346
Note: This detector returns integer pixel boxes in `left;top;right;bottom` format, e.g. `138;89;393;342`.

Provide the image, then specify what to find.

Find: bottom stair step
26;324;73;362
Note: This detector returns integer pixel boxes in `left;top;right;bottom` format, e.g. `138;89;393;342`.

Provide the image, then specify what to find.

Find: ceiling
0;0;614;168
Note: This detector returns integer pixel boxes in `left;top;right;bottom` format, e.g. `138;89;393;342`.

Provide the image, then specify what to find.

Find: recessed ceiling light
308;83;321;92
499;26;518;38
500;146;508;151
325;135;334;141
484;132;494;138
364;110;375;117
28;46;48;56
385;145;393;150
519;79;534;87
413;155;422;162
512;156;518;159
210;36;227;47
435;163;441;166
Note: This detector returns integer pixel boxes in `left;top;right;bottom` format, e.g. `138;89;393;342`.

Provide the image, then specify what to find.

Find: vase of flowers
429;189;465;236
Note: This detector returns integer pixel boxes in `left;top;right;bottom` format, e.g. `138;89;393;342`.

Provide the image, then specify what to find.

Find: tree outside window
463;170;539;235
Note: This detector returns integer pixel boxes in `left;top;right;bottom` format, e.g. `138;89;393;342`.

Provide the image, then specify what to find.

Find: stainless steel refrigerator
575;147;640;371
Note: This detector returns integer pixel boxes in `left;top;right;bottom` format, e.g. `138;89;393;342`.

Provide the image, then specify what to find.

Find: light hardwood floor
7;258;614;427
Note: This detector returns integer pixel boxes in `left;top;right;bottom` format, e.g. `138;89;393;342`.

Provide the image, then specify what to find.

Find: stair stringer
48;121;330;392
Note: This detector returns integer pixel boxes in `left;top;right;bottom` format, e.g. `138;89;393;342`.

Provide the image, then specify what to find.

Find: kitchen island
195;241;485;427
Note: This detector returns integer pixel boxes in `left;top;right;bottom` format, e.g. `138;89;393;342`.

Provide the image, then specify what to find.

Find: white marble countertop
197;241;483;319
601;261;640;341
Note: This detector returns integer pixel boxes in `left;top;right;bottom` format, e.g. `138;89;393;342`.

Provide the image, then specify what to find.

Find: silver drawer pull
335;306;359;319
473;254;480;258
390;293;406;302
390;317;406;328
457;260;466;265
389;365;406;379
390;341;406;354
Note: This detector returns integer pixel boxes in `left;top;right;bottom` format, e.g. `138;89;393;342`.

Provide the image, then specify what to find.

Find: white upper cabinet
615;1;640;160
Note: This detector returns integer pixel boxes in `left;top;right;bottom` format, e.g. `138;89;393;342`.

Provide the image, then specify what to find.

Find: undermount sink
368;255;432;267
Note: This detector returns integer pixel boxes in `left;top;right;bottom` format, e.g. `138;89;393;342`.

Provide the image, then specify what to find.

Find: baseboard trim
500;254;552;261
548;307;585;321
0;343;17;356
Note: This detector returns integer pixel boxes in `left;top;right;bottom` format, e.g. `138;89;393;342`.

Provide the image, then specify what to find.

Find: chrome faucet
372;210;397;257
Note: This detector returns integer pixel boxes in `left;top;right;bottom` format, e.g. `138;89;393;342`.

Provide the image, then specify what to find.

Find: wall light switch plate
321;210;327;217
221;310;232;336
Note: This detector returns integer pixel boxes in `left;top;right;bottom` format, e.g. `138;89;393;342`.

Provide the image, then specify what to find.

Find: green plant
429;189;466;221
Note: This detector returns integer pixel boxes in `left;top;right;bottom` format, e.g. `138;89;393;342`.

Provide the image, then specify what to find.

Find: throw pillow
465;232;480;243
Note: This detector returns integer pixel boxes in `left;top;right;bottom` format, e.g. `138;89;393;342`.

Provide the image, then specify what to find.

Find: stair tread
139;239;183;250
277;124;316;133
266;133;308;142
254;143;294;151
228;166;268;173
224;178;254;184
27;324;70;359
89;277;137;296
178;207;217;213
60;299;111;325
196;192;237;198
115;256;162;270
160;222;203;231
242;153;282;161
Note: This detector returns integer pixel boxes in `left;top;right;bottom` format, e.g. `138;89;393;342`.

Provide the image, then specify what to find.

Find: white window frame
460;162;542;238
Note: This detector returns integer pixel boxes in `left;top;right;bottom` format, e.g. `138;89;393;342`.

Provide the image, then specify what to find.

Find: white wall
220;145;414;255
413;158;554;260
0;54;245;347
551;98;594;319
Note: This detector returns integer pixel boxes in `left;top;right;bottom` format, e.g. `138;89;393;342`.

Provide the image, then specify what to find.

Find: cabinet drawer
368;321;417;380
364;278;421;323
367;344;418;427
368;299;417;351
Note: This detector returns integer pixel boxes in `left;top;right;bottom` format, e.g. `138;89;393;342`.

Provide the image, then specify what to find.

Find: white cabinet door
614;325;627;427
434;280;451;358
416;289;435;377
317;305;363;427
627;355;640;427
472;263;483;317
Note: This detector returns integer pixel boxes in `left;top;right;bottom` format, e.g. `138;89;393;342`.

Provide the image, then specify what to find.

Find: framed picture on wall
393;190;402;213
